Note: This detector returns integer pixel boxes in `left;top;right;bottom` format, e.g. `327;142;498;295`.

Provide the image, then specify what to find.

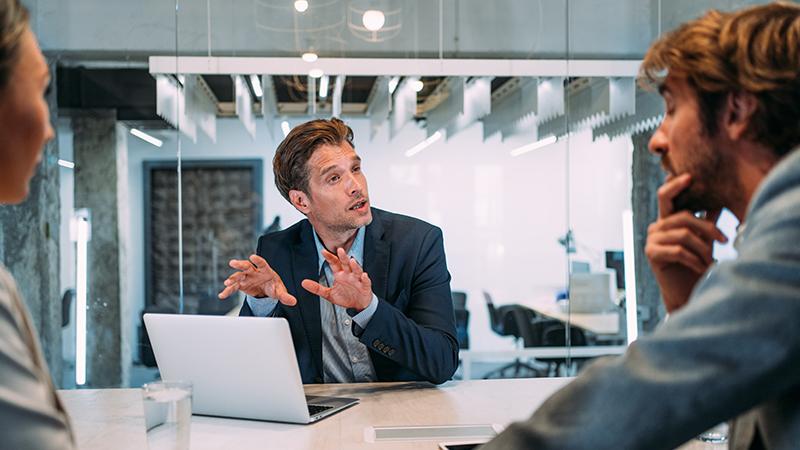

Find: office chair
534;319;588;376
452;291;470;350
482;291;548;379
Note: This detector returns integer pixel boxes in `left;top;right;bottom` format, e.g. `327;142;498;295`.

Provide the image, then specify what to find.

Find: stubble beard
668;135;736;213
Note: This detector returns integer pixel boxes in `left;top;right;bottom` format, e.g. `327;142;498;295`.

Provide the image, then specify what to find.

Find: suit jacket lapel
292;221;323;378
364;210;391;302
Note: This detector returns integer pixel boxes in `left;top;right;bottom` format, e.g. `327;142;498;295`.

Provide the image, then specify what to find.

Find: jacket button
387;349;395;356
373;339;381;347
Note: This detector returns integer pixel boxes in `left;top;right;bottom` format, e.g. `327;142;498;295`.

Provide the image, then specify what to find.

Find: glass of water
696;421;729;444
142;380;192;450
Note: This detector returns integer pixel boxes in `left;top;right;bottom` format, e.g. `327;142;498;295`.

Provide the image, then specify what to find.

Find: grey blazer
482;146;800;450
0;265;75;449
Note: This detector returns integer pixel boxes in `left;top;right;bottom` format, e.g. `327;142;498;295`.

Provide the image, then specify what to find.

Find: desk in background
59;379;722;450
525;296;621;336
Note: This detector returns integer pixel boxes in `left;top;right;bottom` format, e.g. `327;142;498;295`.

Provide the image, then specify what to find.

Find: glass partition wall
2;0;770;391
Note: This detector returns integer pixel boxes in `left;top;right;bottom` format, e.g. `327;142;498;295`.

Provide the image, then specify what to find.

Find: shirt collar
311;226;366;271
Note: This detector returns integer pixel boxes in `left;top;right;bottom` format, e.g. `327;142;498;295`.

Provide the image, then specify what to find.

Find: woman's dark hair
0;0;28;90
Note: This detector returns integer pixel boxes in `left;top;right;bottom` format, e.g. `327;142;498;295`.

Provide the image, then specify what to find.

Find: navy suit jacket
240;208;459;385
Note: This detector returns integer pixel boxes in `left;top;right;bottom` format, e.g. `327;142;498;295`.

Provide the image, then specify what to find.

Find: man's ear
722;91;758;141
289;189;311;214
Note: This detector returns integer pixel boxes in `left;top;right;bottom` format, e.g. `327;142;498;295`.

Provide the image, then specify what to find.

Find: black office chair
531;319;588;376
482;291;548;379
452;291;470;350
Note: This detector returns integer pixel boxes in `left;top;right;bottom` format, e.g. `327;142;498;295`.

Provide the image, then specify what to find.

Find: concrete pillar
630;130;666;332
0;59;62;385
73;111;129;388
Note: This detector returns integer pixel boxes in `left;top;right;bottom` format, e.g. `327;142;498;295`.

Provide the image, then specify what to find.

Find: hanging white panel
592;89;662;141
426;77;465;139
538;77;635;138
390;77;417;139
156;75;197;142
185;75;217;143
261;75;278;140
537;77;565;122
332;75;346;119
446;77;492;139
367;76;391;140
482;77;538;141
234;75;256;140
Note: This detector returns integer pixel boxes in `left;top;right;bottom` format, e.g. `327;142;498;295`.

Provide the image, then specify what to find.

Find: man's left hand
301;247;373;311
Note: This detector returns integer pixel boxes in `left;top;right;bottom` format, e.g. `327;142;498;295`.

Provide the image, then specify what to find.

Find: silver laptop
143;313;358;424
568;271;619;313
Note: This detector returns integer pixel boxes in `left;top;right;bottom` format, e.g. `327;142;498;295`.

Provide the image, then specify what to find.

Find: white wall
125;116;632;353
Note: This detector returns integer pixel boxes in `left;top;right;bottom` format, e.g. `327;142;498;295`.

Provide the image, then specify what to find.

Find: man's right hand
645;173;728;313
217;254;297;306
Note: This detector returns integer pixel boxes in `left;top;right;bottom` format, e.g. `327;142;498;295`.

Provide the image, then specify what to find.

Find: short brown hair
640;2;800;157
273;118;355;201
0;0;29;90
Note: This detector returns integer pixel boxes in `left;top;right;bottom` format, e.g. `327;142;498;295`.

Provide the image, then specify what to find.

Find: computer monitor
605;250;625;290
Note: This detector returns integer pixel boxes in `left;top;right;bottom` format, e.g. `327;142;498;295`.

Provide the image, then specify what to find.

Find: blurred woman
0;0;76;447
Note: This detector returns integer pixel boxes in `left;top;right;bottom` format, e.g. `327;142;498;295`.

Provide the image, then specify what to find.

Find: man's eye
353;166;361;173
329;175;340;183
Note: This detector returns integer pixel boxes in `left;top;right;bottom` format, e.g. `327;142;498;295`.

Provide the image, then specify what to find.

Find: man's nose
346;173;363;196
648;123;668;156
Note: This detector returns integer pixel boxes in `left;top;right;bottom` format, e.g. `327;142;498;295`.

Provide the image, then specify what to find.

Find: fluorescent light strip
510;135;558;157
130;128;163;148
319;75;329;98
58;159;75;169
281;121;291;137
75;217;89;386
623;210;638;345
405;131;443;157
250;74;263;98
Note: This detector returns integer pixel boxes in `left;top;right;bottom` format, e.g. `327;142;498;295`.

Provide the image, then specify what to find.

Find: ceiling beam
150;57;642;78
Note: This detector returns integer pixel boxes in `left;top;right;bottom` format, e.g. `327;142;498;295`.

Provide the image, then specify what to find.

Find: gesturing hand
301;248;373;312
645;173;728;313
218;254;297;306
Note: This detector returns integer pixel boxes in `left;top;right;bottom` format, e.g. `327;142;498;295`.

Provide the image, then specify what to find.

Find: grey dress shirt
247;227;378;383
0;265;75;449
482;146;800;450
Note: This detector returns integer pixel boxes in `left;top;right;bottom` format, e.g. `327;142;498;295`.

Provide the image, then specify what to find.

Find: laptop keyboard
308;404;334;416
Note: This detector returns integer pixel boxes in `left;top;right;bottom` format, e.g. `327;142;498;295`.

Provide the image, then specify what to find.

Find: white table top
59;378;722;450
524;297;621;335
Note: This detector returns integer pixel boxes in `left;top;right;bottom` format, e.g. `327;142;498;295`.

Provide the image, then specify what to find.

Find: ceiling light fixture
281;121;291;137
319;75;329;98
388;76;400;94
411;79;424;92
308;68;324;79
57;159;75;169
362;10;386;31
405;131;442;157
249;74;263;98
510;135;558;157
294;0;308;13
301;52;318;63
130;128;164;148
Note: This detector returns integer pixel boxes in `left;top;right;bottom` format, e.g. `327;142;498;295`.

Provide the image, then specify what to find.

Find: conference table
60;378;722;449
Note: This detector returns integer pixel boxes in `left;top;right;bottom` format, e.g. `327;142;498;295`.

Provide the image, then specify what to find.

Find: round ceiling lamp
301;52;318;63
308;68;324;79
411;79;424;92
294;0;309;13
362;10;385;31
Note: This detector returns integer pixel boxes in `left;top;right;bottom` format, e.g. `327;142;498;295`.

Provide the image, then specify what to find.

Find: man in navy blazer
219;118;458;385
